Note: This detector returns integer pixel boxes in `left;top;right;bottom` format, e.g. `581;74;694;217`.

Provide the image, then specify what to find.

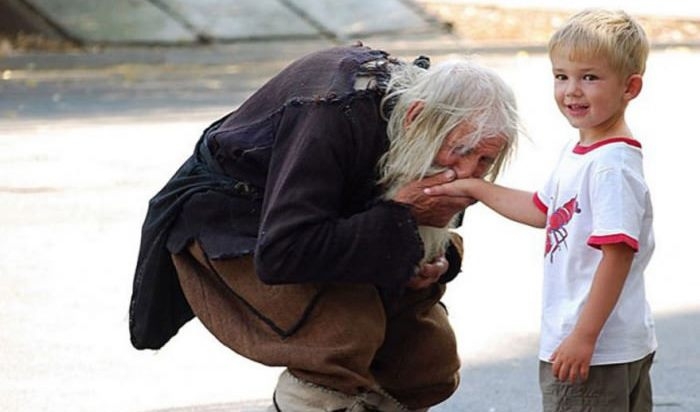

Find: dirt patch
420;3;700;47
0;34;80;54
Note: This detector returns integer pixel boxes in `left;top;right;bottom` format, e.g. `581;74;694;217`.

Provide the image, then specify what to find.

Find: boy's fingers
550;357;560;377
558;363;568;381
422;169;456;187
423;182;453;196
568;367;578;383
579;364;589;382
440;169;456;182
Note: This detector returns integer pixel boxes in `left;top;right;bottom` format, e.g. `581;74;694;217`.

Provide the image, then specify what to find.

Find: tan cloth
271;369;428;412
172;241;460;409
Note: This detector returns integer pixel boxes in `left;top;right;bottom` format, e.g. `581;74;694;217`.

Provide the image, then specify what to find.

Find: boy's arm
425;178;546;228
549;242;635;383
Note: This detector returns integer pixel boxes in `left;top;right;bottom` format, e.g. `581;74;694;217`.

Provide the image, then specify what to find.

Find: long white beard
415;223;456;265
381;165;458;265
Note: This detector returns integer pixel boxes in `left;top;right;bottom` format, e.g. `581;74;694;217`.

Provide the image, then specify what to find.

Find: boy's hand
393;170;475;227
549;333;596;383
549;243;635;383
423;177;480;199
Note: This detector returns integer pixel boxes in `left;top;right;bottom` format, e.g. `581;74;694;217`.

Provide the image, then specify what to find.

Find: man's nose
452;156;483;179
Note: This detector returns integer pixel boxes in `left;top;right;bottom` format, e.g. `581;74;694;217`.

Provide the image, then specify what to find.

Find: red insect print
545;196;580;262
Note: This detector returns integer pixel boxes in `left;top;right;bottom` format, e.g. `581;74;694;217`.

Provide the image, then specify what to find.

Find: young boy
426;9;657;411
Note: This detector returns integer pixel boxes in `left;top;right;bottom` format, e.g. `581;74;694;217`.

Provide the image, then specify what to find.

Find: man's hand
393;170;476;227
406;256;448;290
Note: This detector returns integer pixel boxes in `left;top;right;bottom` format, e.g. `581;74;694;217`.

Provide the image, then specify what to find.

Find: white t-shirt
534;137;657;365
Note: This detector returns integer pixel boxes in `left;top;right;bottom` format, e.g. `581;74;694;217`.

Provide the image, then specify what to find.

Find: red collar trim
573;137;642;154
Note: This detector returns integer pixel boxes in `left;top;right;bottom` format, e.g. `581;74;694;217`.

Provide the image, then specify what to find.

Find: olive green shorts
540;352;655;412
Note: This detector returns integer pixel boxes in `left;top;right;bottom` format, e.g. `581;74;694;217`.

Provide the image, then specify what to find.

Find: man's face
434;121;505;179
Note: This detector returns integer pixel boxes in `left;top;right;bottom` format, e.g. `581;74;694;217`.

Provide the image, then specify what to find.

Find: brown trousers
172;241;460;409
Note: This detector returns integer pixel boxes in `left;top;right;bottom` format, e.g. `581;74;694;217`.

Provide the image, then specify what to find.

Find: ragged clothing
129;44;462;350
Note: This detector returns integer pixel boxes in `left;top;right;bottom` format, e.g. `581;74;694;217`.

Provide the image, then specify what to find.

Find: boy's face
550;49;635;143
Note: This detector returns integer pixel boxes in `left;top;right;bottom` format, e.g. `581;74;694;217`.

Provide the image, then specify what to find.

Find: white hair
378;57;520;264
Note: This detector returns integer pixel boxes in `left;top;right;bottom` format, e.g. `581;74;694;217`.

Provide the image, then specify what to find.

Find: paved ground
1;2;699;412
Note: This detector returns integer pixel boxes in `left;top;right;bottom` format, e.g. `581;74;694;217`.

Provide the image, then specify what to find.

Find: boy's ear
624;74;643;101
404;101;425;129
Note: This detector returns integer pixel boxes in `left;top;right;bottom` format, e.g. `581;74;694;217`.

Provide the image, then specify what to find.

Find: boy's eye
554;74;567;81
583;74;598;81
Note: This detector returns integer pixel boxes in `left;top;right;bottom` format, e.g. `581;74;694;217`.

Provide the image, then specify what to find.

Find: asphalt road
1;43;699;412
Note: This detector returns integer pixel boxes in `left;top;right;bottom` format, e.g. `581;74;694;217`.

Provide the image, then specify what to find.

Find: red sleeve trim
532;193;548;214
588;234;639;251
573;137;642;154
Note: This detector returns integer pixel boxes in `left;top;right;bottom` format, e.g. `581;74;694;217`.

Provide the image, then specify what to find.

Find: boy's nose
565;80;581;96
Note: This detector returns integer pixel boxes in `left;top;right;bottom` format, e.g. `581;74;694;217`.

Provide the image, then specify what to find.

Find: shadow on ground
140;309;699;412
436;308;700;412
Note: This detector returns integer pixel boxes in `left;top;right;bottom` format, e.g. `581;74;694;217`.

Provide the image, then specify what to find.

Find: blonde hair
377;58;520;263
548;8;649;77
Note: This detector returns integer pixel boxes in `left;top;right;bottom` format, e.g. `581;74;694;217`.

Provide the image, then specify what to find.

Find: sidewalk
3;46;699;412
1;2;699;412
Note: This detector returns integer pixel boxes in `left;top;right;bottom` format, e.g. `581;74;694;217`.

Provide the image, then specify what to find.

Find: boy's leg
539;353;655;412
629;352;654;412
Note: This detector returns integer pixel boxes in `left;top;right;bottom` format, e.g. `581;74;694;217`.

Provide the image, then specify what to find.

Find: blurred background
1;1;699;411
